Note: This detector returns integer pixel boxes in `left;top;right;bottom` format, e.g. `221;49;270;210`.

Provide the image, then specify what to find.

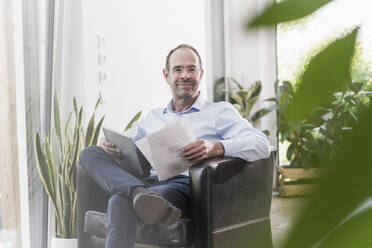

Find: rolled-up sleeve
216;103;271;162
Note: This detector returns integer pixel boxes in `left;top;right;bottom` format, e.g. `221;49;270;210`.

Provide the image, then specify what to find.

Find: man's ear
199;68;204;80
163;68;169;84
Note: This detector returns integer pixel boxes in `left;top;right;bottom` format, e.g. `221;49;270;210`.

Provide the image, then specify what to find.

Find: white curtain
0;0;22;247
22;0;49;247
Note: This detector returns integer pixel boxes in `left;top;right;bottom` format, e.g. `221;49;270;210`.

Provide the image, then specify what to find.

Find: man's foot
133;192;181;226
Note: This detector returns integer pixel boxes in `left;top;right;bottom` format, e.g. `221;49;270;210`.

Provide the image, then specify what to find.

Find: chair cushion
84;211;192;246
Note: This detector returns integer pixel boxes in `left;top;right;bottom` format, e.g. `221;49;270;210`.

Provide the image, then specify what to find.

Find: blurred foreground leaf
249;0;332;27
283;103;372;248
286;28;358;122
316;201;372;247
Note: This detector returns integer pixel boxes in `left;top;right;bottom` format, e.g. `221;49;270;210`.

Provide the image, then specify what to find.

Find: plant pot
51;237;77;248
277;166;327;197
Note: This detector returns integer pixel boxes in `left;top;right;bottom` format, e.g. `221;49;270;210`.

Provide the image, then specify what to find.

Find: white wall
58;0;276;144
223;0;277;145
59;0;208;131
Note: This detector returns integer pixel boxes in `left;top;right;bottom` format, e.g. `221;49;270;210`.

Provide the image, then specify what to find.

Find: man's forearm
220;133;271;162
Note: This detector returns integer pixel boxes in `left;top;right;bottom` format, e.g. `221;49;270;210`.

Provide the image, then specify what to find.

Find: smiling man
79;44;270;248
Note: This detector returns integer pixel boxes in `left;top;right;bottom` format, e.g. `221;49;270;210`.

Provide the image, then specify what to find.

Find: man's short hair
165;44;203;72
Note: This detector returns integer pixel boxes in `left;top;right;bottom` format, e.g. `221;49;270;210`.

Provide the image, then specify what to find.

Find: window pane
276;0;372;164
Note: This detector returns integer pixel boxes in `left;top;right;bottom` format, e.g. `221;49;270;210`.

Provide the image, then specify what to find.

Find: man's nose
181;69;190;80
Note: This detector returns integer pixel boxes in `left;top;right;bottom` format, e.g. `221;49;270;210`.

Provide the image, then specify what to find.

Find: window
276;0;372;164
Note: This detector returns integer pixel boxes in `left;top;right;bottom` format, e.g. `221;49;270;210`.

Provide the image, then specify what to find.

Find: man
79;44;271;248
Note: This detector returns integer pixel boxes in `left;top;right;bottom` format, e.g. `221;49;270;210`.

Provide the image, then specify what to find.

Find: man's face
163;48;204;99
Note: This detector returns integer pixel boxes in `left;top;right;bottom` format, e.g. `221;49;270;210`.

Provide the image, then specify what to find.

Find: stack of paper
135;119;196;180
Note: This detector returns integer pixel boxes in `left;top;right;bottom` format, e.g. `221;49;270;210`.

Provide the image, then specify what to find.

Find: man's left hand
180;139;225;163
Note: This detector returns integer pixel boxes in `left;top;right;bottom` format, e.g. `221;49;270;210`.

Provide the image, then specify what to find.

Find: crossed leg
79;146;190;248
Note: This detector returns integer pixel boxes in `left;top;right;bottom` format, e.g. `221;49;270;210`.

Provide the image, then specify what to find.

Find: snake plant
34;94;104;238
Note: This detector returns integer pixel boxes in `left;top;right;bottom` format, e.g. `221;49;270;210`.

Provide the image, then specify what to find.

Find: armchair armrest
189;154;274;248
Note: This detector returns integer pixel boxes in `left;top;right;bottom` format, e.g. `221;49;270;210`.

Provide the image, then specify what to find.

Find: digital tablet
102;127;144;177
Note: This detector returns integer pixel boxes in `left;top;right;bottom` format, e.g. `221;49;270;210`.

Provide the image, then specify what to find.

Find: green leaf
251;106;276;122
70;131;80;177
348;110;358;123
53;92;63;153
91;115;105;145
249;81;262;99
43;136;56;195
64;112;72;139
233;104;244;116
235;90;249;101
94;97;101;110
78;107;83;127
34;133;63;234
264;97;277;103
84;114;95;147
286;28;358;122
230;92;243;106
73;97;78;116
124;111;142;132
227;77;243;90
262;129;270;136
34;134;54;197
249;0;332;27
70;192;78;238
286;142;295;161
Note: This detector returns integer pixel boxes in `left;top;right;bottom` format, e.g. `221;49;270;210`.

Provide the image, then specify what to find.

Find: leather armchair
77;153;274;248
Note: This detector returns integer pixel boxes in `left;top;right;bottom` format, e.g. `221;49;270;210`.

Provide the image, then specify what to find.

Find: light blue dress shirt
124;93;271;167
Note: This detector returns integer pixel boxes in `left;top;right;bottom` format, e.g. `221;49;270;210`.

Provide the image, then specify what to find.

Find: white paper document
135;118;196;180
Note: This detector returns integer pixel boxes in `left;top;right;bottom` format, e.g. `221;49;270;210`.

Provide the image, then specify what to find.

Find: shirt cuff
220;139;236;157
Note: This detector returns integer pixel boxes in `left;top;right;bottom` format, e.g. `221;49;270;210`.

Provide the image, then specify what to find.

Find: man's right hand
99;137;123;159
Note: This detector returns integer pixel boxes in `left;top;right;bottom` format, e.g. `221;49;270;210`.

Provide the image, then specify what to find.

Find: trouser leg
106;194;137;248
79;146;145;197
79;146;191;247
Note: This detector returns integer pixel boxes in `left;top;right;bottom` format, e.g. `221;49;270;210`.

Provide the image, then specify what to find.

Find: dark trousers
79;146;191;248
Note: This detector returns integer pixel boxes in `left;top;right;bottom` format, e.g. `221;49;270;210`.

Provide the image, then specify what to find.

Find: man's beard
173;79;198;98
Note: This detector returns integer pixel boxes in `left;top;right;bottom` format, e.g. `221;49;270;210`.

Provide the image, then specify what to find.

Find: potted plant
214;77;274;135
34;94;104;247
267;81;367;196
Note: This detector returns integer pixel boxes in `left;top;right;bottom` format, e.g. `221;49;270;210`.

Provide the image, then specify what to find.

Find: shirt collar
163;91;206;114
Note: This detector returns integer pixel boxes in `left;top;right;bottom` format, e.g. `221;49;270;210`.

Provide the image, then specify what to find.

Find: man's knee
107;194;134;217
79;145;106;168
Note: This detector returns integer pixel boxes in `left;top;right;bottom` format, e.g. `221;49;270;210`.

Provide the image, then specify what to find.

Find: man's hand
180;139;225;163
99;137;123;159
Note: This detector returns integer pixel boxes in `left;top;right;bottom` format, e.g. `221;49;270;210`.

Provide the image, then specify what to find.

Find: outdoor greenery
249;0;372;247
276;22;372;165
34;94;104;238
